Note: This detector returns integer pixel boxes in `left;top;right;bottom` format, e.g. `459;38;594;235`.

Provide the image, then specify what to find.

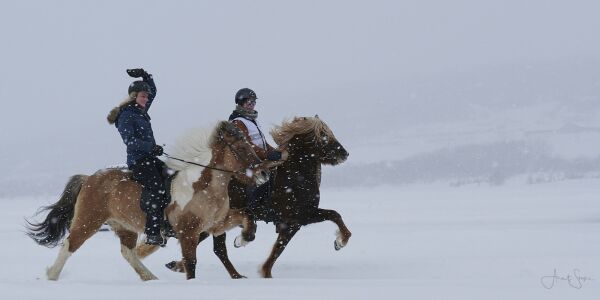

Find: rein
163;152;242;174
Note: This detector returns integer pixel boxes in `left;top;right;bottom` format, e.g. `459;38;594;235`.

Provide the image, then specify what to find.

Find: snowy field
2;1;600;299
3;179;600;299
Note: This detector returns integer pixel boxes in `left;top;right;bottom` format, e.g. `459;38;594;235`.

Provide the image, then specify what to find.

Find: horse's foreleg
212;233;246;279
178;215;203;279
306;208;352;250
115;228;157;281
180;233;200;280
164;232;245;279
165;232;210;273
261;225;300;278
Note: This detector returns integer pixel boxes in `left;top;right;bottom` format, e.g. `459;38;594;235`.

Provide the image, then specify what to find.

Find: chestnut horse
27;121;270;280
166;116;351;278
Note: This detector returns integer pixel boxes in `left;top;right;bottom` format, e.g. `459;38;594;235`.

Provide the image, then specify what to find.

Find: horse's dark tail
26;175;88;248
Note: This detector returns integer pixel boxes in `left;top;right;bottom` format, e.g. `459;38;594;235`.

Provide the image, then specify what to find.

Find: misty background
1;0;600;197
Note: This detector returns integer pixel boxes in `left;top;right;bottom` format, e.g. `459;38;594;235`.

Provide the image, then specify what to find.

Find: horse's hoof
232;274;247;279
165;261;177;271
234;235;249;248
242;232;255;242
334;239;343;251
141;274;158;281
165;261;185;273
47;274;59;281
46;267;60;281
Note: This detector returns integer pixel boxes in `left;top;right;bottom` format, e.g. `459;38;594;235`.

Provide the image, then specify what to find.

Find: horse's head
271;116;349;166
317;125;349;166
213;121;270;185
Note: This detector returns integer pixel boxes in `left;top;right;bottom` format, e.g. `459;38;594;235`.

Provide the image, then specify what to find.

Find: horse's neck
287;142;319;170
170;146;234;209
193;146;234;194
282;149;321;187
199;169;233;193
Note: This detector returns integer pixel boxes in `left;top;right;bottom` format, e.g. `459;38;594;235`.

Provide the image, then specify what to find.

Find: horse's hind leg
46;214;105;280
135;243;160;259
305;208;352;250
114;227;157;281
261;224;300;278
46;239;73;280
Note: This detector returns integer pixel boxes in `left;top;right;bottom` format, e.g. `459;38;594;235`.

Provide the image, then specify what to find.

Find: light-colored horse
27;121;270;280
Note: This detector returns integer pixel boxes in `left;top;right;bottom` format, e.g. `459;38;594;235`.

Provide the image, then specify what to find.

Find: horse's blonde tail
26;175;89;247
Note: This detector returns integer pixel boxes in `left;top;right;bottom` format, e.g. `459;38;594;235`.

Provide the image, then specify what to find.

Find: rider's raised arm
142;72;157;110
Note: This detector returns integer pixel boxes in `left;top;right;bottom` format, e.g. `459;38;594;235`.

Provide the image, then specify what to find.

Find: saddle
110;165;178;204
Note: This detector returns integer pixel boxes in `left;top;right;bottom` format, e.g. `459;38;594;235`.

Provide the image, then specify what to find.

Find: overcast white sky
1;0;600;182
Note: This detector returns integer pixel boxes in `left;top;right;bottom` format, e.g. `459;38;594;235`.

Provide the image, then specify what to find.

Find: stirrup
162;223;177;238
145;234;166;247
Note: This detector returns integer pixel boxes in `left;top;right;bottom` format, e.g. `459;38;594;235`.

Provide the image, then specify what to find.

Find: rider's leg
250;177;278;223
152;158;176;237
132;157;168;245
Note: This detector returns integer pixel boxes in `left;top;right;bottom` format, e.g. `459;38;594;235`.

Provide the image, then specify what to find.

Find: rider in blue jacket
107;68;172;246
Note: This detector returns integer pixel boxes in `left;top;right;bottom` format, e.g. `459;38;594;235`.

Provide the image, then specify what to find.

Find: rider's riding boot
246;207;258;224
264;207;280;224
145;234;165;246
275;222;288;234
162;219;177;238
145;213;166;246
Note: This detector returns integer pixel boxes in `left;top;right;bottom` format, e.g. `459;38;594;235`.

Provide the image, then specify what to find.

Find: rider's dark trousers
130;156;168;236
246;176;276;222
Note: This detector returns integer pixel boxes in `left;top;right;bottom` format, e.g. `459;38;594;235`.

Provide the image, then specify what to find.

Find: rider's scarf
232;105;258;121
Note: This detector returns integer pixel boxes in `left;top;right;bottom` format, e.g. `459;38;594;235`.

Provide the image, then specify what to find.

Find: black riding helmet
128;80;153;95
235;88;257;104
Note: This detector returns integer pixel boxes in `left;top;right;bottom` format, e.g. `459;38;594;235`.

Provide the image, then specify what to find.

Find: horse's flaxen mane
165;121;246;171
270;116;336;146
165;121;225;171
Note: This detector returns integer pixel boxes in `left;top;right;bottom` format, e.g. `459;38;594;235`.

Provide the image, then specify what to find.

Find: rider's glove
127;68;151;80
151;145;164;157
266;150;282;161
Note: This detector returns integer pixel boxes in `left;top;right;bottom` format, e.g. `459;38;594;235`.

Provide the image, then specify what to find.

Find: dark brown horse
165;116;351;278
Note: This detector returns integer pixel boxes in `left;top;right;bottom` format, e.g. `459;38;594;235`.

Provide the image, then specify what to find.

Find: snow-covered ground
2;1;600;299
4;179;600;299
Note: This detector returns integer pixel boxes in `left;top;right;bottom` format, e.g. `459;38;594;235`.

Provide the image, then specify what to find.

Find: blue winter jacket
115;76;158;167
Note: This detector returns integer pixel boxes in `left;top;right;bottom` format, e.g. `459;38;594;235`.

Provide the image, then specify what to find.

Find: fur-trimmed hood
107;98;135;125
